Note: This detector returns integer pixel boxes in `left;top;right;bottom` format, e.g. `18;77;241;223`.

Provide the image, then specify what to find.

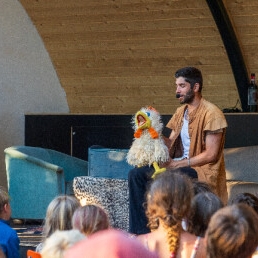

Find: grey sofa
224;145;258;202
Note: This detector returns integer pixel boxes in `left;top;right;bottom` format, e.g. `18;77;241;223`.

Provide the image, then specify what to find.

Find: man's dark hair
175;67;203;91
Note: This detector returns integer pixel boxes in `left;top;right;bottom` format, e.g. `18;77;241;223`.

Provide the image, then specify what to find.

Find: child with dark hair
206;203;258;258
229;192;258;215
0;188;19;258
191;179;214;195
229;192;258;257
187;192;223;237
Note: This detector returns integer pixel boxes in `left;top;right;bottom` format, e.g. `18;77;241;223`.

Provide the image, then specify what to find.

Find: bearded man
128;67;228;235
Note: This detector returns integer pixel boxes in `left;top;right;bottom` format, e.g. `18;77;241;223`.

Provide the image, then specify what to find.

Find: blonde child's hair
43;195;80;239
41;229;85;258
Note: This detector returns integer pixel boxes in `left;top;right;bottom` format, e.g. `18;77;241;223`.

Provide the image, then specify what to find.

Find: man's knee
128;165;153;183
128;167;139;178
178;167;198;179
128;167;144;185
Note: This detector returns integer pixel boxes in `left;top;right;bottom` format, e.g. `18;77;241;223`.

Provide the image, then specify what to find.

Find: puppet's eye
146;112;150;117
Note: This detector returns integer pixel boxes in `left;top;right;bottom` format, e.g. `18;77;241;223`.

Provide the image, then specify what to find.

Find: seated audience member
72;204;109;236
229;192;258;258
41;229;85;258
64;229;158;258
206;203;258;258
187;192;224;237
0;188;19;258
36;195;80;252
229;192;258;214
137;170;206;258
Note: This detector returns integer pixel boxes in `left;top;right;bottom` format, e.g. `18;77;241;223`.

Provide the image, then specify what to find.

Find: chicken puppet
126;106;170;178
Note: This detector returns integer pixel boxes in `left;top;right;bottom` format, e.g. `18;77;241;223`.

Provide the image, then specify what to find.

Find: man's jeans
128;165;198;235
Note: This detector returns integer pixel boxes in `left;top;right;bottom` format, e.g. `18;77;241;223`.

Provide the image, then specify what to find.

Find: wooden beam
206;0;249;111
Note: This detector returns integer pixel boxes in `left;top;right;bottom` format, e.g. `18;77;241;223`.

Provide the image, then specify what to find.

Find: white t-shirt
180;109;190;159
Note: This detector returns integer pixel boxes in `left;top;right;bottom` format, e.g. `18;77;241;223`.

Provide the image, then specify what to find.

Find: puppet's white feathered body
127;107;169;176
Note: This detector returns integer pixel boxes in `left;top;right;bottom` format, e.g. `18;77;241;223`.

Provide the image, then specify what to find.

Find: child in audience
191;179;214;195
229;192;258;214
229;192;258;257
137;169;206;258
0;187;19;258
206;203;258;258
64;229;158;258
36;195;80;252
72;204;109;236
41;229;85;258
187;192;224;237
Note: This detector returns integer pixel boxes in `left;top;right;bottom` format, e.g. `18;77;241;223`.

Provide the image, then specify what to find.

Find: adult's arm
166;132;223;168
6;231;19;258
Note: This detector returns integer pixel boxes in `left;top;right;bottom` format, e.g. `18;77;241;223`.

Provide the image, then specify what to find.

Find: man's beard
180;88;195;104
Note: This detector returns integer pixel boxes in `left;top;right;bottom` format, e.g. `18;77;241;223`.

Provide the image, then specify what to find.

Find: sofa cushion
88;148;133;179
224;146;258;183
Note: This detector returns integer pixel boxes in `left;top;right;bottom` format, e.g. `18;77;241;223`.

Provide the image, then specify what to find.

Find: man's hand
161;158;188;169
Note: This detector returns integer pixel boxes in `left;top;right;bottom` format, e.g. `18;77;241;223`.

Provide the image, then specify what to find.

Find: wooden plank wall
20;0;249;114
224;0;258;76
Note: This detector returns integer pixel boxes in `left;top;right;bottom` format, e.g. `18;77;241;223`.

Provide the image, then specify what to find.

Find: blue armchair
4;146;88;220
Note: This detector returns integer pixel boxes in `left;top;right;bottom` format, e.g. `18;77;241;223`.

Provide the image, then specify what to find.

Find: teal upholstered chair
4;146;88;220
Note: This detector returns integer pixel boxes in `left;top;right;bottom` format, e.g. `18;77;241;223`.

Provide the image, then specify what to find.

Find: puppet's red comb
147;106;157;112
